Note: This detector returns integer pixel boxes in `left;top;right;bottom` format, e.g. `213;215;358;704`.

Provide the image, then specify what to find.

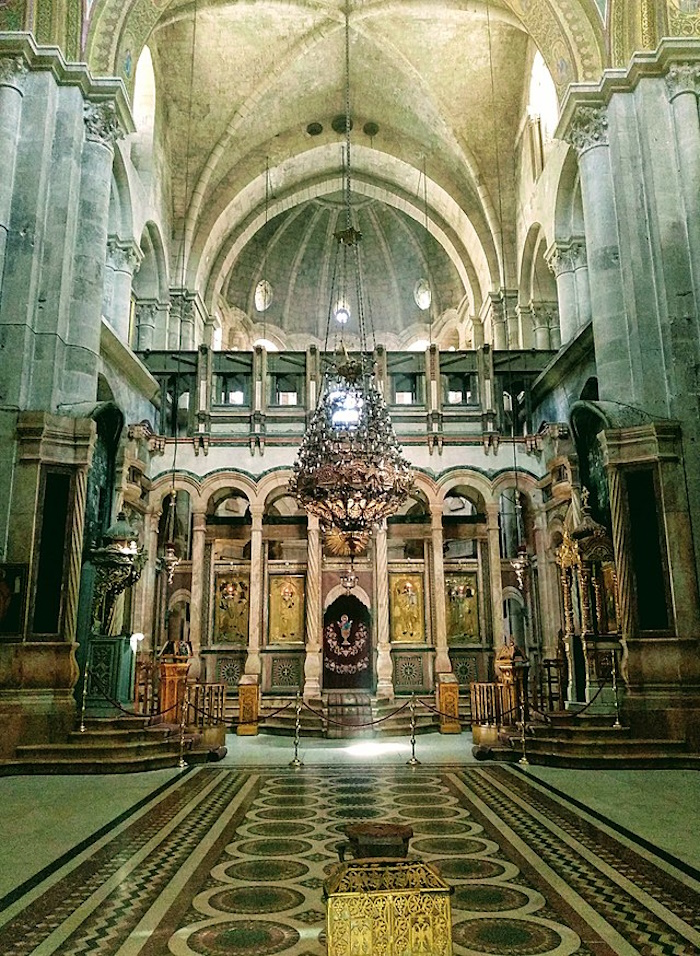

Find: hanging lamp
288;1;413;554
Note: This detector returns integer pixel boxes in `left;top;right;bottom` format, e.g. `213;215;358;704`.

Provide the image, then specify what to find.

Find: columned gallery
1;0;700;760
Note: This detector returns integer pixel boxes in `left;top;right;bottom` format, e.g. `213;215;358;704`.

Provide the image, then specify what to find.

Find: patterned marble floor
0;765;698;956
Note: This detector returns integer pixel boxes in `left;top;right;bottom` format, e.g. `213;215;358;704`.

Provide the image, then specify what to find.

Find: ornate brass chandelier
288;2;413;552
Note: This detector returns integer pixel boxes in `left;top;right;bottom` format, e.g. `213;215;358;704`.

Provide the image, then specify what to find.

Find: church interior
1;0;700;952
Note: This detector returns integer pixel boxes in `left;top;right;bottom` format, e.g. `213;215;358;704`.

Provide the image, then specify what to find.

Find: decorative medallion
222;859;309;882
208;885;305;914
452;917;563;954
187;920;300;956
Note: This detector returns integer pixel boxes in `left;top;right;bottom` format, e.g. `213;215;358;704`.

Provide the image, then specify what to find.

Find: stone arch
608;0;669;68
149;474;203;515
199;474;256;518
437;470;493;511
324;584;371;612
255;469;295;512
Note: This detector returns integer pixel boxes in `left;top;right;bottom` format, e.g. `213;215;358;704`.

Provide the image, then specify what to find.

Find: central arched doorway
323;594;372;691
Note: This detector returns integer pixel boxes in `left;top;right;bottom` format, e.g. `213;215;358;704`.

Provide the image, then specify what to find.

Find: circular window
255;279;273;312
414;279;431;311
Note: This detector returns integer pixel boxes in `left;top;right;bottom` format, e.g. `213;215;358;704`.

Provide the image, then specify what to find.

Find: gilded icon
214;573;249;643
389;573;425;643
446;573;479;644
269;575;305;643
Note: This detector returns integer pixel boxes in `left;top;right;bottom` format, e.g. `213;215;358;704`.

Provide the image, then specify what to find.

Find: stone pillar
63;101;122;404
666;65;700;270
545;242;578;345
430;505;451;675
189;511;207;655
245;505;264;676
531;304;551;350
135;299;158;351
571;239;592;331
303;515;323;700
485;502;505;646
565;105;632;399
374;522;394;699
533;512;560;658
0;56;27;293
516;305;533;349
103;236;142;342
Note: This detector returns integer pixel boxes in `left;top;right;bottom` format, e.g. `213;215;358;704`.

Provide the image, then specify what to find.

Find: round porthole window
414;279;431;311
255;279;273;312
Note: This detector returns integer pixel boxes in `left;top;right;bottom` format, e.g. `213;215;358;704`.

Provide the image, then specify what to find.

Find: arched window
528;51;558;143
132;47;156;171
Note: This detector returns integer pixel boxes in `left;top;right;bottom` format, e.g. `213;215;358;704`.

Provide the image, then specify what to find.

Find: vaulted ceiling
85;0;606;343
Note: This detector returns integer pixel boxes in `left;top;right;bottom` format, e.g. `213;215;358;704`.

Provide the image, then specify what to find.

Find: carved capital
127;420;155;442
545;243;575;278
666;62;700;101
170;291;195;323
566;105;609;155
106;236;143;274
84;101;123;147
134;301;158;325
0;55;28;89
570;239;587;270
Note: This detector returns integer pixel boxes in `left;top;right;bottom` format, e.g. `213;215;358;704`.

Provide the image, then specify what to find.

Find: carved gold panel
445;572;479;645
214;572;249;644
326;860;452;956
269;574;305;643
389;572;425;643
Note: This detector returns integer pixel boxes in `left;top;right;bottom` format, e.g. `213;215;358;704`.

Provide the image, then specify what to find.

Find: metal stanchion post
80;657;90;733
289;692;303;769
518;697;529;766
611;648;622;730
178;681;189;769
406;693;421;767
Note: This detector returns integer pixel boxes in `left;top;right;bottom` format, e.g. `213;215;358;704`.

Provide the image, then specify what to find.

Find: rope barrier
301;696;412;729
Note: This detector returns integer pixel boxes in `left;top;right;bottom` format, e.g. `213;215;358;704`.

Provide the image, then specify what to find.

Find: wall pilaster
303;515;322;700
374;522;394;698
245;506;264;676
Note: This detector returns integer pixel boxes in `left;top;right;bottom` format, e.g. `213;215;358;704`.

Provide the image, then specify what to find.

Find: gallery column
245;505;264;676
303;515;323;700
485;501;504;646
374;522;394;698
430;505;451;675
189;511;207;655
545;242;578;345
140;511;161;652
103;237;142;343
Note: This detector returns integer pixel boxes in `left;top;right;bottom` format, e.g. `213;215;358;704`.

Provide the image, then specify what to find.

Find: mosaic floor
0;765;698;955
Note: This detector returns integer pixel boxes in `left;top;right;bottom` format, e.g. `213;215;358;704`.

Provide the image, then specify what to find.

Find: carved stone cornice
84;100;123;147
665;62;700;101
566;105;609;155
0;55;28;89
106;236;143;274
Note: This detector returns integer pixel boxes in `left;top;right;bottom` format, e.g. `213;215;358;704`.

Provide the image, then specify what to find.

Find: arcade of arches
1;0;700;761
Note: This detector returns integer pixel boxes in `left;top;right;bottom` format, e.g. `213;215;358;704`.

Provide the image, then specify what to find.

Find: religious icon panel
268;574;305;643
445;572;479;645
389;572;425;643
214;571;249;644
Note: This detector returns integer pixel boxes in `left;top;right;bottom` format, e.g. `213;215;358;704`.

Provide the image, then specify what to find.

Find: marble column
516;305;534;349
64;101;122;405
545;242;577;345
140;511;161;653
170;291;196;349
485;502;505;645
533;512;560;658
104;236;142;342
430;505;451;675
245;506;264;676
374;522;394;698
189;511;207;655
0;56;27;295
565;105;632;399
303;515;323;700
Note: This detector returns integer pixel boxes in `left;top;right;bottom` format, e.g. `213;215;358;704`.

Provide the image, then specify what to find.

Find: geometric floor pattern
0;765;698;955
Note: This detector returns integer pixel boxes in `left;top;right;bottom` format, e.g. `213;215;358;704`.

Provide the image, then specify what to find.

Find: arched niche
264;491;308;563
131;46;156;174
157;487;192;561
322;593;373;692
386;490;430;562
442;489;482;560
206;488;252;565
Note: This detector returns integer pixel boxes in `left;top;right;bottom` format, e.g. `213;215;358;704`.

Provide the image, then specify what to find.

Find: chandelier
288;3;412;552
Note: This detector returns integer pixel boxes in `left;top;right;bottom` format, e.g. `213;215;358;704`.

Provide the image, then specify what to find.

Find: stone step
66;727;176;745
0;752;186;776
527;723;631;740
519;736;689;756
16;736;186;763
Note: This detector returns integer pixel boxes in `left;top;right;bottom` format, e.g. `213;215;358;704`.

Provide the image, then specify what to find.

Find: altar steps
251;694;441;738
0;717;196;775
474;715;700;768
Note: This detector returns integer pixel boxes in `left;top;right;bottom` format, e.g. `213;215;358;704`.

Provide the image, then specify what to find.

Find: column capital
666;62;700;101
83;100;123;148
545;241;575;277
565;104;608;155
107;236;143;275
0;55;28;91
